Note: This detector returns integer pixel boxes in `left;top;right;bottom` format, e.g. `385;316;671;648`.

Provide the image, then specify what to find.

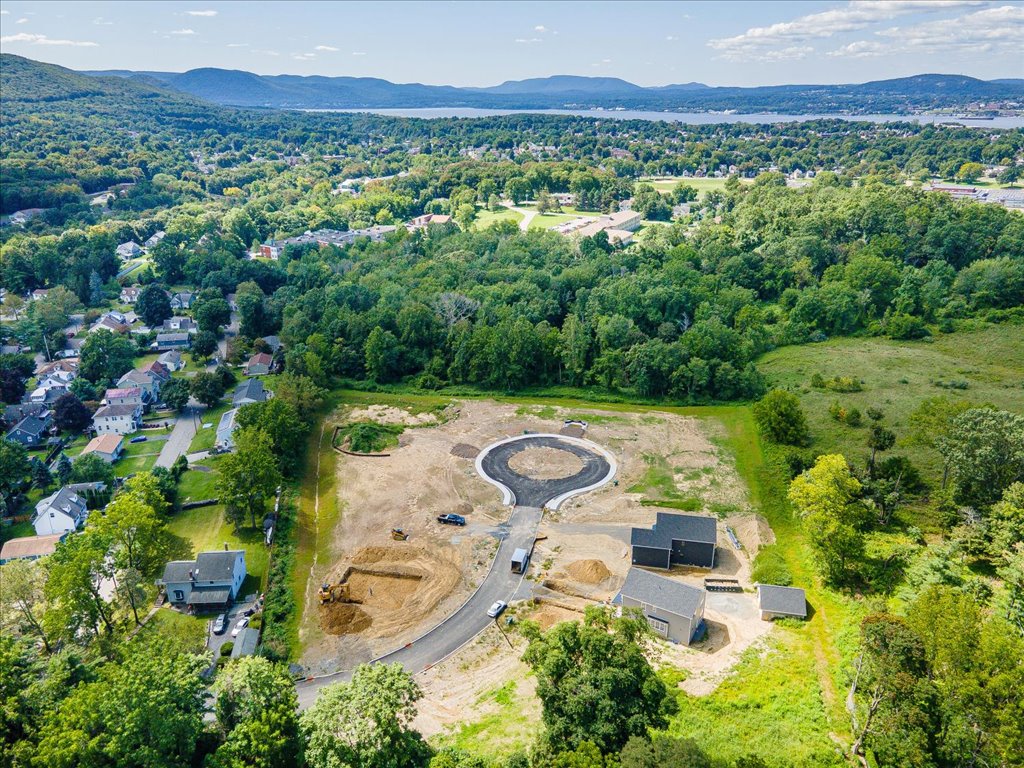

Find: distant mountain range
82;67;1024;114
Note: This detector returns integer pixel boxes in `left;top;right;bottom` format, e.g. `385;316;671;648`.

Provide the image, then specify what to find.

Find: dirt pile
566;559;612;584
451;443;479;459
320;603;372;634
508;447;584;479
346;404;438;426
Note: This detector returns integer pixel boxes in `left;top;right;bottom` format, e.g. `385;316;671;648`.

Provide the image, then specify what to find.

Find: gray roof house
756;585;807;621
157;350;184;371
118;369;161;400
161;316;198;334
232;378;272;407
154;332;191;351
230;627;260;658
158;549;247;612
216;408;239;450
33;487;89;536
169;292;194;311
618;567;706;645
630;512;718;569
5;413;52;448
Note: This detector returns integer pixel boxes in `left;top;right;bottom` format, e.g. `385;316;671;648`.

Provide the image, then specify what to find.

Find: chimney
188;569;194;582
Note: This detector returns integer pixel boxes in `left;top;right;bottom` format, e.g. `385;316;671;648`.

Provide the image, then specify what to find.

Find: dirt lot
299;398;773;684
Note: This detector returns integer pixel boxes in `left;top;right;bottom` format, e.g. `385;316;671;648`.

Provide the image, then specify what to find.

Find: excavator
391;528;409;541
318;582;350;604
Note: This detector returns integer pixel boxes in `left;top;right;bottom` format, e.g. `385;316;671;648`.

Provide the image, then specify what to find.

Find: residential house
0;533;66;565
35;359;78;378
4;402;49;426
28;382;69;405
158;549;247;612
244;352;273;376
630;512;718;569
216;408;239;450
80;433;124;463
259;335;282;353
258;242;283;259
161;316;198;334
144;230;166;248
30;288;49;301
139;360;172;385
10;208;47;226
5;413;52;448
116;241;143;260
117;369;161;402
169;292;194;311
91;313;131;334
157;350;184;371
92;403;142;435
617;567;706;646
230;628;260;658
232;378;272;407
33;487;89;536
64;481;109;506
756;585;807;621
102;387;145;409
154;332;191;351
120;285;143;304
406;213;452;231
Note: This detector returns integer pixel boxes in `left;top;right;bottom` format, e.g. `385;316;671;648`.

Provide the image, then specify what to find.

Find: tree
271;373;326;427
210;657;302;768
68;377;98;402
31;459;52;490
753;389;809;446
867;424;896;476
939;408;1024;508
3;292;26;319
30;644;207;768
88;270;104;306
235;399;305;476
136;284;172;328
79;329;136;385
194;296;231;335
189;370;226;407
364;327;400;383
0;368;26;404
31;286;82;334
53;393;91;434
988;483;1024;566
907;396;974;488
122;471;173;517
521;606;670;753
235;281;267;339
955;161;985;183
217;428;281;529
788;454;868;584
70;452;116;488
160;377;190;412
43;532;116;639
0;440;31;517
192;330;218;359
0;558;53;653
54;453;72;485
90;493;173;577
301;663;430;768
619;735;711;768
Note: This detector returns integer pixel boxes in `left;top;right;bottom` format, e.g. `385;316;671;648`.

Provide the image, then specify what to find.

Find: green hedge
751;545;793;586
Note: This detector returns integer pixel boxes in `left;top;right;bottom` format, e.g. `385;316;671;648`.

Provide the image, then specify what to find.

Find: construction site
298;398;779;705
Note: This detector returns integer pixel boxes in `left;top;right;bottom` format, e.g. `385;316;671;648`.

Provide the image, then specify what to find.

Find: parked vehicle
437;513;466;526
129;435;147;443
486;600;507;618
231;617;249;637
212;613;228;634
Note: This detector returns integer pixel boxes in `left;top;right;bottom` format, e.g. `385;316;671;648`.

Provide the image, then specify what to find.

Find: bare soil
507;446;584;479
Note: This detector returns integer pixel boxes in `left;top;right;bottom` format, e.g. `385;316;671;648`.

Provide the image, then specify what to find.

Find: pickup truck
436;513;466;526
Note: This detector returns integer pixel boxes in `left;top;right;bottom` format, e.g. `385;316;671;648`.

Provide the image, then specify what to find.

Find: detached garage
630;512;717;569
757;584;807;621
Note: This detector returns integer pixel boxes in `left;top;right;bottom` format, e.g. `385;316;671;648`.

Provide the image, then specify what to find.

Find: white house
80;433;124;463
102;387;145;409
617;567;706;646
158;350;184;371
0;533;66;565
158;550;247;612
120;285;143;304
116;241;143;260
33;487;89;536
216;408;239;450
118;369;161;401
92;403;142;435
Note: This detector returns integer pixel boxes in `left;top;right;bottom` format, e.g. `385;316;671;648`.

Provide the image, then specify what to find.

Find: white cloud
293;52;315;60
186;10;218;16
534;25;546;32
170;28;196;35
252;49;279;56
0;10;8;15
515;37;542;44
16;18;28;24
93;17;113;25
315;45;339;51
666;35;677;41
0;32;98;47
351;51;366;56
830;4;1024;57
226;42;248;47
708;0;986;61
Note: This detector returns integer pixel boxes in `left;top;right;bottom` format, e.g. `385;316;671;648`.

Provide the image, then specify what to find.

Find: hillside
80;66;1024;113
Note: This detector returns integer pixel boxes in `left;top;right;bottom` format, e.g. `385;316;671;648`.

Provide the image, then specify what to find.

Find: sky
0;1;1022;87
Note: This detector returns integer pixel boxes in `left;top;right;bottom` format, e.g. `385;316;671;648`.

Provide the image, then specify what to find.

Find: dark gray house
756;584;807;621
630;512;717;569
232;378;272;407
618;567;706;645
5;414;52;448
158;549;247;613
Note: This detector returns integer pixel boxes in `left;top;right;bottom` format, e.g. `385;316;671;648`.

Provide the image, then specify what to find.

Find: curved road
295;434;613;708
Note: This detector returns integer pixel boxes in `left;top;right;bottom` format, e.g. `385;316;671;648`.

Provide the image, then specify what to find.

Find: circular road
476;434;616;509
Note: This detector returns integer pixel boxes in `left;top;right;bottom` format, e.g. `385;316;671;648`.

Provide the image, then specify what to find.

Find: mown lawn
1;519;36;544
130;606;209;654
166;503;269;596
189;402;232;453
472;207;523;230
640;175;753;196
528;213;585;230
177;460;222;504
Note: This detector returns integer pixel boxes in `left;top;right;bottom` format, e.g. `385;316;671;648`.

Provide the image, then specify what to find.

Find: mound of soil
321;603;372;634
508;447;584;480
566;559;612;584
451;443;479;459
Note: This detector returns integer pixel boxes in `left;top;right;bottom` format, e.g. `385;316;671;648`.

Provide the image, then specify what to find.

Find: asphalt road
294;435;614;709
155;403;202;468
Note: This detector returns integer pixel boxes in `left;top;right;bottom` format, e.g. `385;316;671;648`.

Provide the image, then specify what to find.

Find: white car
486;600;507;618
231;617;249;637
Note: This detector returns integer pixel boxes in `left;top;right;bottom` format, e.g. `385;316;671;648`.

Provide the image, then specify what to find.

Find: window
173;590;184;601
646;614;669;637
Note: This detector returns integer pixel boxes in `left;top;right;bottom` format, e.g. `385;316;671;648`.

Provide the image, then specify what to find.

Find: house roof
8;414;48;438
233;378;268;405
119;370;153;385
65;481;107;494
0;533;65;561
187;585;232;606
161;560;196;584
4;403;48;423
94;403;140;420
140;361;170;379
217;408;238;439
82;434;123;456
630;512;718;549
156;332;190;342
247;352;272;367
158;350;182;365
195;550;244;582
231;627;260;657
34;487;87;524
619;567;705;619
757;585;807;618
104;387;142;400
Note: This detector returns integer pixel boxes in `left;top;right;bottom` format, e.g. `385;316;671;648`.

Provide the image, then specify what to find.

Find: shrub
248;615;262;630
752;546;792;586
753;389;809;446
783;447;817;478
340;421;404;453
260;498;297;661
845;407;863;427
824;376;862;393
220;642;234;657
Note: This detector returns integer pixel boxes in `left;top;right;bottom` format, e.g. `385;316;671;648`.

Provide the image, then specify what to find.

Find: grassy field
129;606;209;653
472;207;523;230
189;403;232;453
293;388;855;763
758;325;1024;503
528;213;585;230
640;176;753;196
166;503;269;596
1;519;36;543
177;459;222;504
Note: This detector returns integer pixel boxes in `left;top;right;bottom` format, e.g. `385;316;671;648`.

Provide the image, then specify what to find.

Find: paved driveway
155;403;203;468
